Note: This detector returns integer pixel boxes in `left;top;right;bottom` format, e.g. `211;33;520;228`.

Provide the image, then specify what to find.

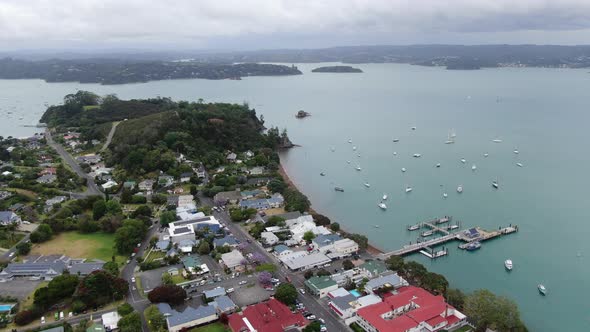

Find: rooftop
158;303;217;327
305;276;338;291
228;298;308;332
366;273;404;291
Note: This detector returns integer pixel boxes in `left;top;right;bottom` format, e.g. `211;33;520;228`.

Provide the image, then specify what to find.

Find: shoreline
278;157;385;256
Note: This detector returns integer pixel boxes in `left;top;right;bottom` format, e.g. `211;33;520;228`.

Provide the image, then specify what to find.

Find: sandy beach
278;158;385;255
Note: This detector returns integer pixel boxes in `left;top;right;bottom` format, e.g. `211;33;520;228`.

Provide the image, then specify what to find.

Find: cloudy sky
1;0;590;51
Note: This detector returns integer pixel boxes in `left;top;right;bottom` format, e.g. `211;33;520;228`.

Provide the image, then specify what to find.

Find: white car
239;280;247;285
41;316;46;324
299;288;306;295
227;288;235;293
131;277;136;283
320;326;327;332
306;315;316;320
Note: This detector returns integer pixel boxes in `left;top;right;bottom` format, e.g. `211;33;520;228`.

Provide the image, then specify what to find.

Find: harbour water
2;63;590;331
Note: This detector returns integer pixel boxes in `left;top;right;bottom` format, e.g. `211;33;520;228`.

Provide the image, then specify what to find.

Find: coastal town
0;93;526;332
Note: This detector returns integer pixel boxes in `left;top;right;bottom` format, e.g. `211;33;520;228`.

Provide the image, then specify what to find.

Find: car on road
227;288;235;293
8;252;15;258
238;280;247;285
320;326;327;332
306;315;316;320
131;277;136;283
319;318;325;324
299;288;306;295
270;278;279;283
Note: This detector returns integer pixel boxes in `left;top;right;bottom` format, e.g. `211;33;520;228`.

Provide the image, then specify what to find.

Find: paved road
211;208;350;332
0;233;30;261
45;129;103;197
20;307;119;332
100;122;120;152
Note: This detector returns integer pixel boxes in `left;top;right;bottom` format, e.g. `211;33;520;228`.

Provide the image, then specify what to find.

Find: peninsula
311;65;363;73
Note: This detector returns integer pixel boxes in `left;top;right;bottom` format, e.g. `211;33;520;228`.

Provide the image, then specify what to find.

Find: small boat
445;130;455;144
374;225;380;228
334;187;344;192
413;153;422;158
492;139;503;143
364;182;371;188
348;139;352;143
330;147;335;152
443;193;448;198
320;172;326;176
401;167;406;172
357;154;361;157
484;153;489;157
460;158;466;164
492;180;499;189
405;186;413;193
465;241;481;251
505;259;513;271
513;149;519;154
516;163;523;167
447;224;459;230
538;284;547;295
436;163;441;168
393;152;397;156
378;203;387;210
407;224;420;231
457;185;463;193
347;161;351;164
353;146;357;151
411;126;417;130
472;164;477;171
421;230;434;237
382;194;388;200
393;138;400;142
356;166;362;171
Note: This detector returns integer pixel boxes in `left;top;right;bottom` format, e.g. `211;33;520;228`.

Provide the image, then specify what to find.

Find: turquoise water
350;290;362;298
0;304;15;312
1;63;589;330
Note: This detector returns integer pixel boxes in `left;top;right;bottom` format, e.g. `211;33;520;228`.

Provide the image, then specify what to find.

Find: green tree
274;283;298;305
345;233;368;250
118;312;142;332
159;211;176;227
190;185;198;196
16;241;31;255
385;255;405;272
93;200;107;220
144;305;166;332
303;321;322;332
329;222;340;232
267;179;286;193
103;261;119;276
312;213;331;226
197;241;210;255
342;259;354;270
303;230;316;243
421;272;449;295
114;219;147;254
445;288;466;311
117;303;134;316
106;200;122;214
30;224;53;243
465;289;527;332
162;273;174;285
304;270;314;279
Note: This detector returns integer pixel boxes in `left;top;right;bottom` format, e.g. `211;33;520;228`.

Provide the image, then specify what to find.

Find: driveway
0;279;42;301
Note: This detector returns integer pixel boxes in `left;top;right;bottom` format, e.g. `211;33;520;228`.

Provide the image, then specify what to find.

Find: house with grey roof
0;261;67;281
203;287;226;300
273;245;293;257
213;235;239;249
221;250;245;271
212;295;237;314
226;152;237;162
213;190;241;205
195;164;207;178
365;273;408;294
45;196;68;212
260;231;279;246
69;262;105;276
155;240;170;251
0;211;21;225
158;303;218;332
36;174;57;184
138;179;155;192
180;172;193;183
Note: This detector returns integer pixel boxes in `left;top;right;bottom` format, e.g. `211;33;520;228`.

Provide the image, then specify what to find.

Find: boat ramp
379;217;518;260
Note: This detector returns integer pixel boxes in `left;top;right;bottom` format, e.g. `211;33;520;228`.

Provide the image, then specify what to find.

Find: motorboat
374;225;380;228
364;182;371;188
516;163;523;167
443;193;448;198
457;185;463;193
382;194;388;200
492;180;499;189
436;163;441;168
320;172;326;176
538;284;547;295
334;187;344;192
356;166;362;171
460;158;466;164
348;139;352;143
405;186;413;193
421;230;434;237
353;146;357;151
465;241;481;251
513;149;519;154
411;126;417;130
484;153;489;157
447;224;459;230
378;203;387;210
347;160;351;164
393;138;400;142
445;130;455;144
413;153;422;158
401;167;406;172
492;138;503;143
407;224;420;231
505;259;513;271
393;152;397;156
472;164;477;171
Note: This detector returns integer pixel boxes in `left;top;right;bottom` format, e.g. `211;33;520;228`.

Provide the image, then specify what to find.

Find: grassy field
30;232;125;264
6;188;37;199
189;322;230;332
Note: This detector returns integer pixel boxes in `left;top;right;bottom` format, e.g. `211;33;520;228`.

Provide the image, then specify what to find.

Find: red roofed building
355;286;467;332
38;168;57;176
228;298;308;332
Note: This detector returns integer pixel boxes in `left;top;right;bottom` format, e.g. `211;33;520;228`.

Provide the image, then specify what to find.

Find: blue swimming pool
349;290;361;297
0;304;15;312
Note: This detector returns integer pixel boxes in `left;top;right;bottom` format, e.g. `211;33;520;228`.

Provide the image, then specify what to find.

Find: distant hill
0;58;302;84
311;66;363;73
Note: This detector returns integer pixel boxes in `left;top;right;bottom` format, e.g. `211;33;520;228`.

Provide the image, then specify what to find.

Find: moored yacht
492;139;502;143
457;185;463;193
407;224;420;231
436;163;441;168
382;194;388;200
356;166;362;171
401;167;406;172
505;259;513;271
472;164;477;171
516;162;523;167
538;284;547;295
492;180;499;189
364;182;371;188
461;158;466;164
413;153;422;158
484;153;489;157
405;186;413;193
393;138;400;142
443;192;448;198
466;241;481;251
378;202;387;210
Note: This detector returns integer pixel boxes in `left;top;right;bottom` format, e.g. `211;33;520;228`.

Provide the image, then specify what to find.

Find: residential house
260;232;279;246
158;174;175;187
248;166;266;175
203;287;226;300
69;261;105;276
365;273;408;295
312;234;359;259
239;193;284;210
0;211;21;225
177;195;195;208
328;292;381;321
212;295;237;314
221;250;246;271
273;245;293;257
45;196;68;212
355;286;468;332
178;239;197;253
38;167;57;176
180;172;193;183
101;180;118;190
0;255;105;281
240;189;264;200
0;191;12;200
244;150;254;158
36;174;57;184
123;180;136;190
245;177;272;186
181;256;209;275
358;260;390;279
213;190;241;205
304;276;338;298
263;211;302;223
101;311;121;331
195;164;206;178
330;262;391;288
155;240;170;252
158;303;218;332
138;179;155;192
228;298;308;332
226;152;237;163
280;252;332;271
168;216;221;241
213;235;240;249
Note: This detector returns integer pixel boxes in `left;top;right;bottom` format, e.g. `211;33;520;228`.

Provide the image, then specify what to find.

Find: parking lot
138;264;183;292
0;279;42;300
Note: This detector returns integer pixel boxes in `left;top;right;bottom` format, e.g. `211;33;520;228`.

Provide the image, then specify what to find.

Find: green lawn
145;250;166;263
171;274;188;285
31;231;125;264
0;232;25;249
189;322;230;332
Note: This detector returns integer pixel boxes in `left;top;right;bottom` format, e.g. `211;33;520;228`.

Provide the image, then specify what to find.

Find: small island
311;66;363;73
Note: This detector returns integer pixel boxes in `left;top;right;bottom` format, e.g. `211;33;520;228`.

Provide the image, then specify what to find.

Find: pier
379;217;519;260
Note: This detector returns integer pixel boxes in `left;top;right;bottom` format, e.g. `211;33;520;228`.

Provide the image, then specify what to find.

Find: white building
280;252;332;271
260;232;279;246
177;195;195;208
221;250;245;271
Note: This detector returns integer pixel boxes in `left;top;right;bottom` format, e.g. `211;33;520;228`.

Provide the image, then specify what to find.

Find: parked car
306;315;316;320
41;317;45;324
320;326;327;332
227;288;235;293
299;288;306;295
270;278;279;283
131;277;136;283
239;280;247;285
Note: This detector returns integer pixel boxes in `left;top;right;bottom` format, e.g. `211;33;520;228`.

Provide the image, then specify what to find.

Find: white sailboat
353;146;357;151
484;153;489;157
443;192;448;198
513;149;519;154
492;138;503;143
356;166;362;171
461;158;466;164
405;186;413;193
436;163;441;168
445;129;456;144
